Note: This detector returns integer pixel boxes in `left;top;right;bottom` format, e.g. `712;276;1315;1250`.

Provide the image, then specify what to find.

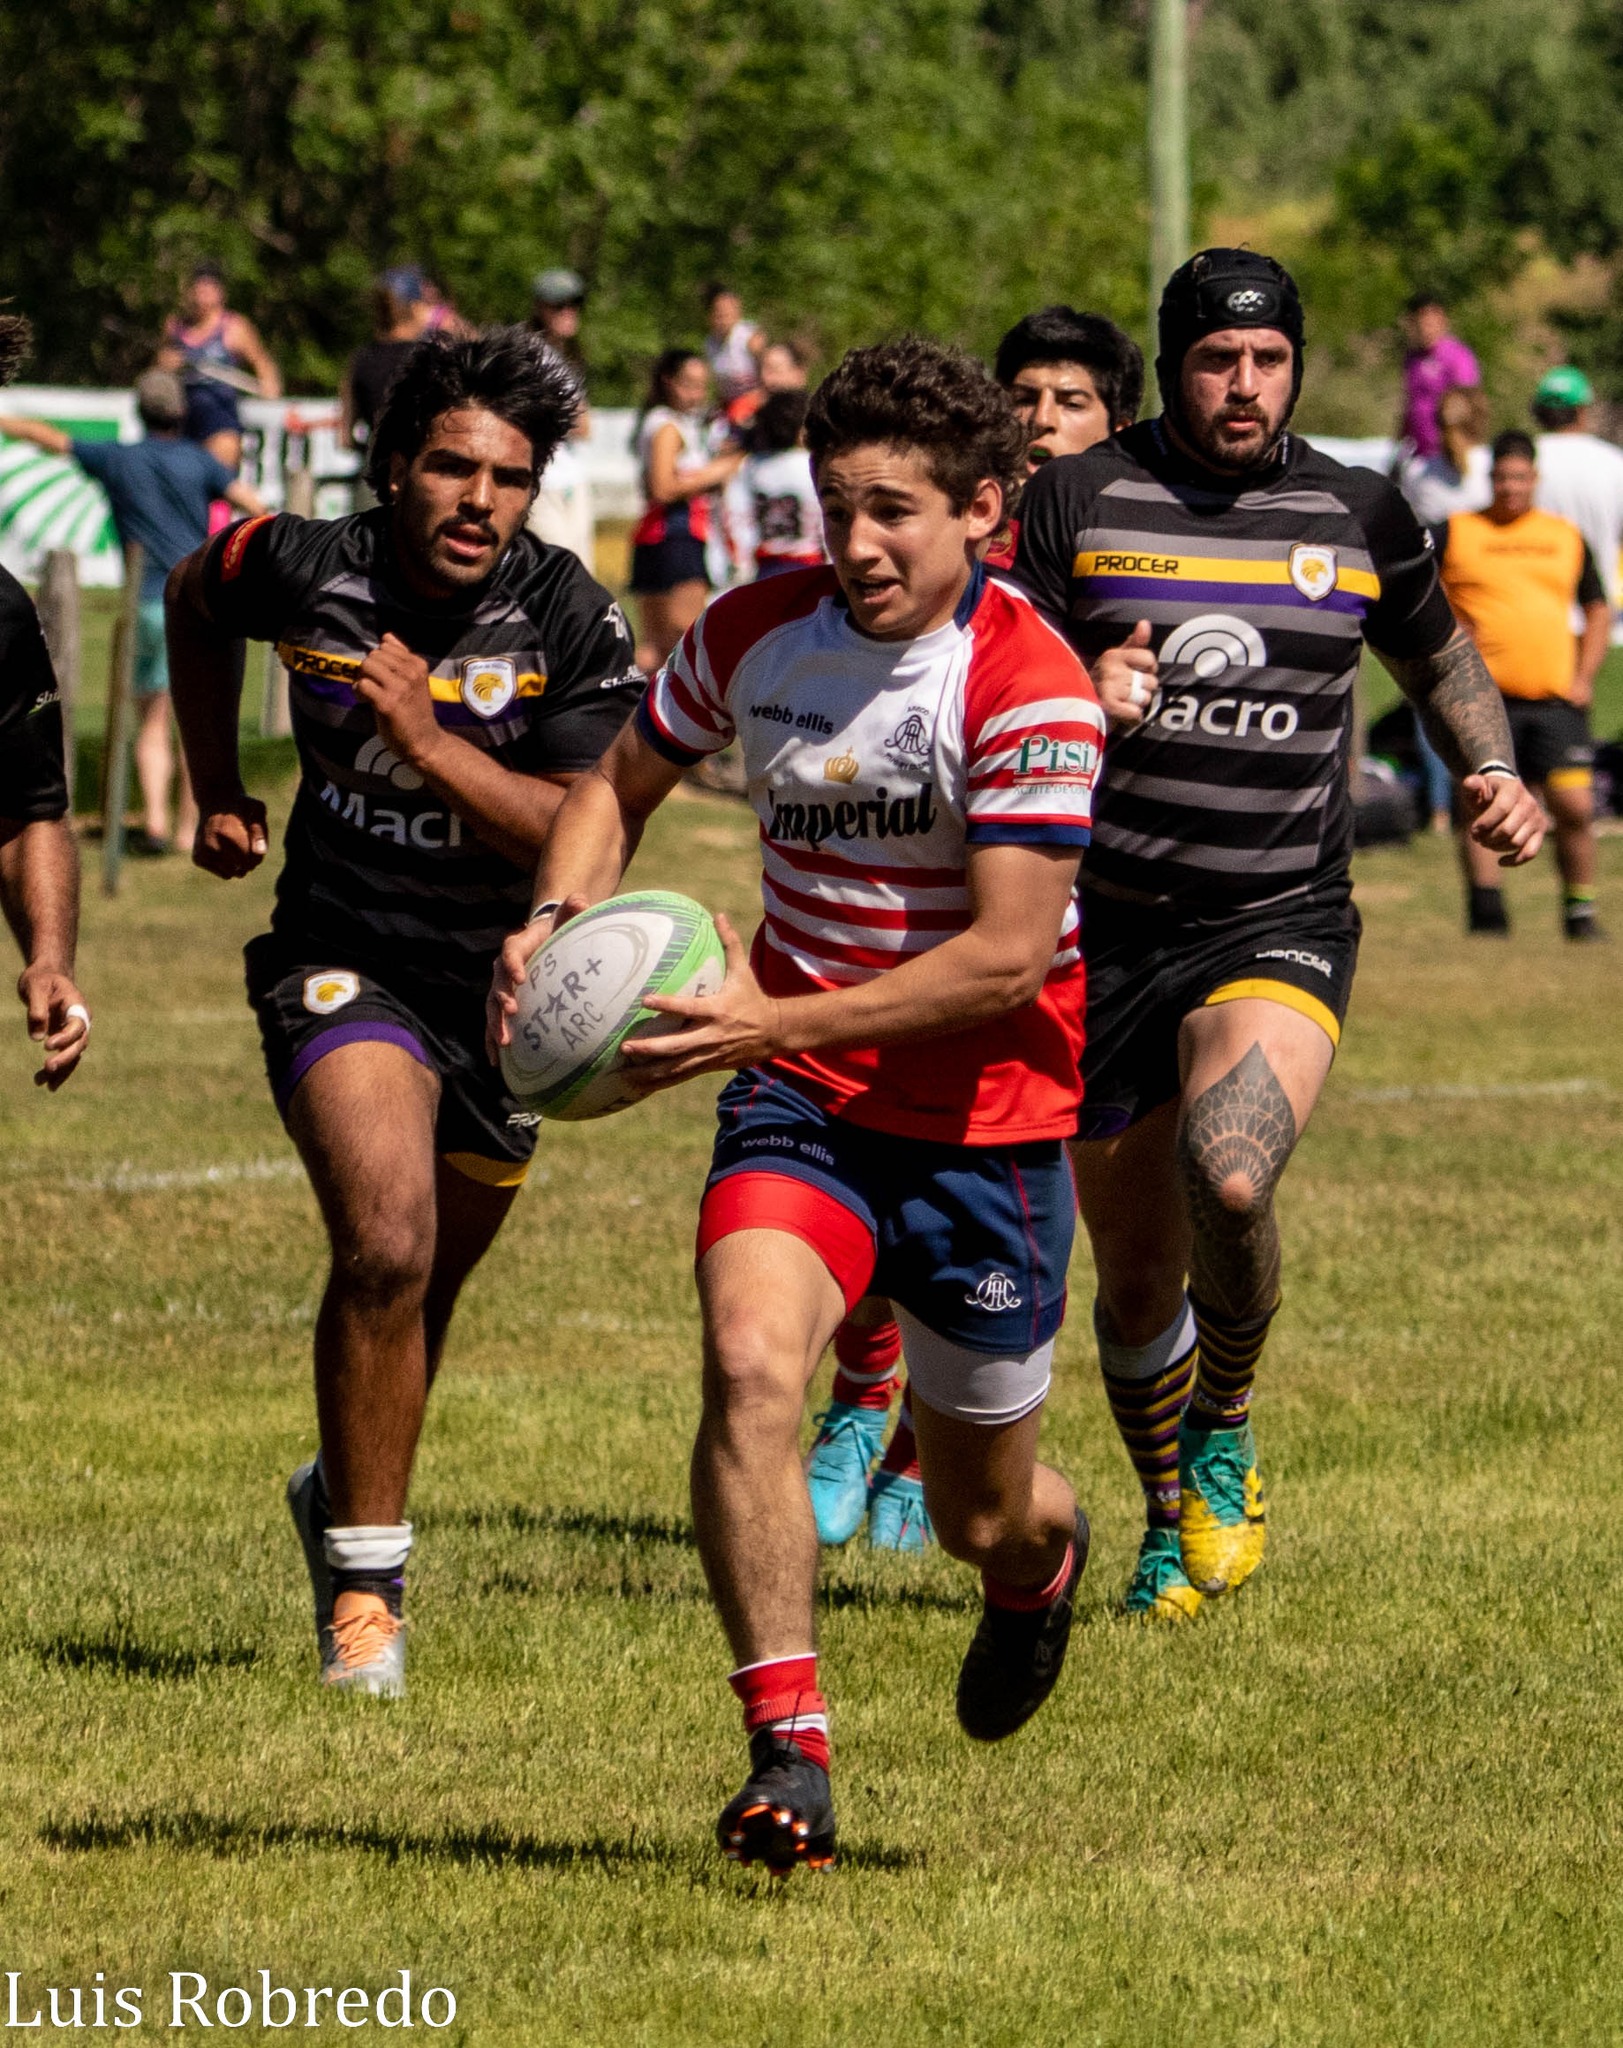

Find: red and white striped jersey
639;563;1104;1143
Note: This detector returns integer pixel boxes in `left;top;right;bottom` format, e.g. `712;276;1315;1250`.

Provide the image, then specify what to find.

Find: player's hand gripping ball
499;891;725;1120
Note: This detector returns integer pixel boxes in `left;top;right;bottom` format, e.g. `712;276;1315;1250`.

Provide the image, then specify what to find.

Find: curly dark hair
0;311;32;389
994;306;1144;428
804;336;1026;515
365;326;582;494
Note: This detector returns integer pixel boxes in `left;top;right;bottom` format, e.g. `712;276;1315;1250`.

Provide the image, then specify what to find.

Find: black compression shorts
1075;890;1361;1141
245;935;536;1185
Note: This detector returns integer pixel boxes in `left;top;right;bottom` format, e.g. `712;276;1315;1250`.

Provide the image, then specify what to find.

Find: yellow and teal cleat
1120;1525;1203;1622
1178;1418;1266;1595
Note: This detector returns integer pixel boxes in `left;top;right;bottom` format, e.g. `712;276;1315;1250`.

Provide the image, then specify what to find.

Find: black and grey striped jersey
202;508;644;990
1012;422;1455;906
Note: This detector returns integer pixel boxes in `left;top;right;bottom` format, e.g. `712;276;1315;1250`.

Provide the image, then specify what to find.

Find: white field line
63;1158;307;1193
1344;1078;1610;1105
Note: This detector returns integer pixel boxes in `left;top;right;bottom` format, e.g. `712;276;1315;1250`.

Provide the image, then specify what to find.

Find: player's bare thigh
285;1040;441;1267
697;1228;850;1411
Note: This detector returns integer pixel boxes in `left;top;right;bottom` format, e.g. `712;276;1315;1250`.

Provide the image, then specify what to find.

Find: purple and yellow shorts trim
244;936;535;1186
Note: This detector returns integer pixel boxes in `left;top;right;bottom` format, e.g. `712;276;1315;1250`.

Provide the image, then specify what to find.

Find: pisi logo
965;1271;1023;1311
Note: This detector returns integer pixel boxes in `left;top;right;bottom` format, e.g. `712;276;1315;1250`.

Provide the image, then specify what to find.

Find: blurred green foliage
0;0;1146;398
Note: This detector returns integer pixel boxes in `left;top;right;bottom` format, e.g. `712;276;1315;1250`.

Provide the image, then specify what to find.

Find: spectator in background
703;284;764;405
1400;292;1479;461
341;267;432;503
628;348;742;671
1435;430;1611;940
529;270;589;400
727;391;824;580
419;277;472;338
761;339;810;394
724;338;811;434
0;371;266;855
1399;385;1493;831
1532;365;1623;625
1402;385;1492;526
525;271;594;569
155;263;281;470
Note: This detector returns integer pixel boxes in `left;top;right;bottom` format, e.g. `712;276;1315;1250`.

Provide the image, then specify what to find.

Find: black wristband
1476;760;1517;780
527;899;562;925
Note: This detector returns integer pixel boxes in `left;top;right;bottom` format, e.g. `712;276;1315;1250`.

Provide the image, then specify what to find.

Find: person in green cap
1533;365;1623;627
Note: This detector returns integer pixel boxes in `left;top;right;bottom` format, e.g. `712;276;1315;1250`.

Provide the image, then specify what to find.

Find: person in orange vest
1435;429;1612;939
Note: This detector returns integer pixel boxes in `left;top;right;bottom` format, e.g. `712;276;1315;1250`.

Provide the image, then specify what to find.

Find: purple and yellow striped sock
1186;1295;1279;1431
1095;1300;1198;1530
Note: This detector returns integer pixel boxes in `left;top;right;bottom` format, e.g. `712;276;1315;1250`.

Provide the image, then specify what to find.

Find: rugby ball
500;890;726;1121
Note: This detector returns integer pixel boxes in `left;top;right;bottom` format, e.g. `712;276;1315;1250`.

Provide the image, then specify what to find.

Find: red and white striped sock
729;1653;830;1771
983;1537;1075;1614
830;1317;902;1411
877;1384;921;1479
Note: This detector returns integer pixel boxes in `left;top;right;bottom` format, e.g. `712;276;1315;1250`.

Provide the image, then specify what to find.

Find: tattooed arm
1375;628;1545;866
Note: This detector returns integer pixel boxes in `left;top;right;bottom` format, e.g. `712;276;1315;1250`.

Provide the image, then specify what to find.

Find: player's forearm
775;921;1057;1057
407;732;569;870
0;820;79;975
529;764;646;911
165;564;247;803
0;416;70;456
1381;627;1515;779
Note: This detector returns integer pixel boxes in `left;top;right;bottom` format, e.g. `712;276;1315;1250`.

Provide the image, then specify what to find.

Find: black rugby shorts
1502;696;1594;792
245;935;536;1185
1075;889;1361;1141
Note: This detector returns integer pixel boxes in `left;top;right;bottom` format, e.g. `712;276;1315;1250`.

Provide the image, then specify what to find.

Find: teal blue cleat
868;1470;933;1552
805;1403;887;1545
1119;1525;1202;1622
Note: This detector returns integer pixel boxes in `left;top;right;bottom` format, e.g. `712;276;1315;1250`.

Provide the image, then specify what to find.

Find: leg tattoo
1177;1043;1296;1322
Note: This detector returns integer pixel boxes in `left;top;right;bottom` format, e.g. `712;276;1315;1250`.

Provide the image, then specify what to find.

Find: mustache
1216;404;1268;428
436;519;498;548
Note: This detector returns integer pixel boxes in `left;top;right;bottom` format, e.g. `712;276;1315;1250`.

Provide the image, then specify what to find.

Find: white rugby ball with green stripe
501;890;725;1121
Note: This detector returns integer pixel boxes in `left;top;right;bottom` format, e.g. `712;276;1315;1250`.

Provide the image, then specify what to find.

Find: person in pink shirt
1401;293;1480;459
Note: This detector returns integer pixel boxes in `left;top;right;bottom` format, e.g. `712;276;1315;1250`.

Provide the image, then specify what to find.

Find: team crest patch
965;1272;1023;1312
302;971;361;1016
885;708;932;766
460;656;518;718
1288;544;1338;602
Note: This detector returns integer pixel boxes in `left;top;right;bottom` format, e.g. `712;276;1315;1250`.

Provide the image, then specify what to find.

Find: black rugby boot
956;1507;1090;1743
717;1729;837;1874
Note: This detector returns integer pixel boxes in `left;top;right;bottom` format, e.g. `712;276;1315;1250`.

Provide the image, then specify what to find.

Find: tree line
2;0;1621;412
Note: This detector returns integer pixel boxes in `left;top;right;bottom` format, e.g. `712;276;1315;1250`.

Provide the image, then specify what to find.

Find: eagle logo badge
302;970;361;1015
460;656;518;718
1288;544;1338;602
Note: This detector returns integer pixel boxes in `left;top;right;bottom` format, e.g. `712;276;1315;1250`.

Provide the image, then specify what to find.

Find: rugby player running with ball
1013;251;1545;1621
803;305;1145;1557
491;339;1106;1872
166;331;644;1695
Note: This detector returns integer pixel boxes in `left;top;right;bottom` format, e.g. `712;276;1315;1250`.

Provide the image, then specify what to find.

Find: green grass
2;770;1623;2044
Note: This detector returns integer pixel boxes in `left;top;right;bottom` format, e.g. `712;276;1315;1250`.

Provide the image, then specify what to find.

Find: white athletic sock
323;1524;413;1575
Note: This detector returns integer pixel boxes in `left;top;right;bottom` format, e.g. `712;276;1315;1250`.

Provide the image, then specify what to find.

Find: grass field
3;744;1623;2044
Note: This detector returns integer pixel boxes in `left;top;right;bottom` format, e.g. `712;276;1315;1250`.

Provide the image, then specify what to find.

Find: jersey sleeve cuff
965;820;1092;848
635;695;709;767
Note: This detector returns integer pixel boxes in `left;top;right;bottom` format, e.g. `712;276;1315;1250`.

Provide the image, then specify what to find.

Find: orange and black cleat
717;1732;837;1875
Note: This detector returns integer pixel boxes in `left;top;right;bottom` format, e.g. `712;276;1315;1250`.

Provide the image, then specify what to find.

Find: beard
1180;401;1289;474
